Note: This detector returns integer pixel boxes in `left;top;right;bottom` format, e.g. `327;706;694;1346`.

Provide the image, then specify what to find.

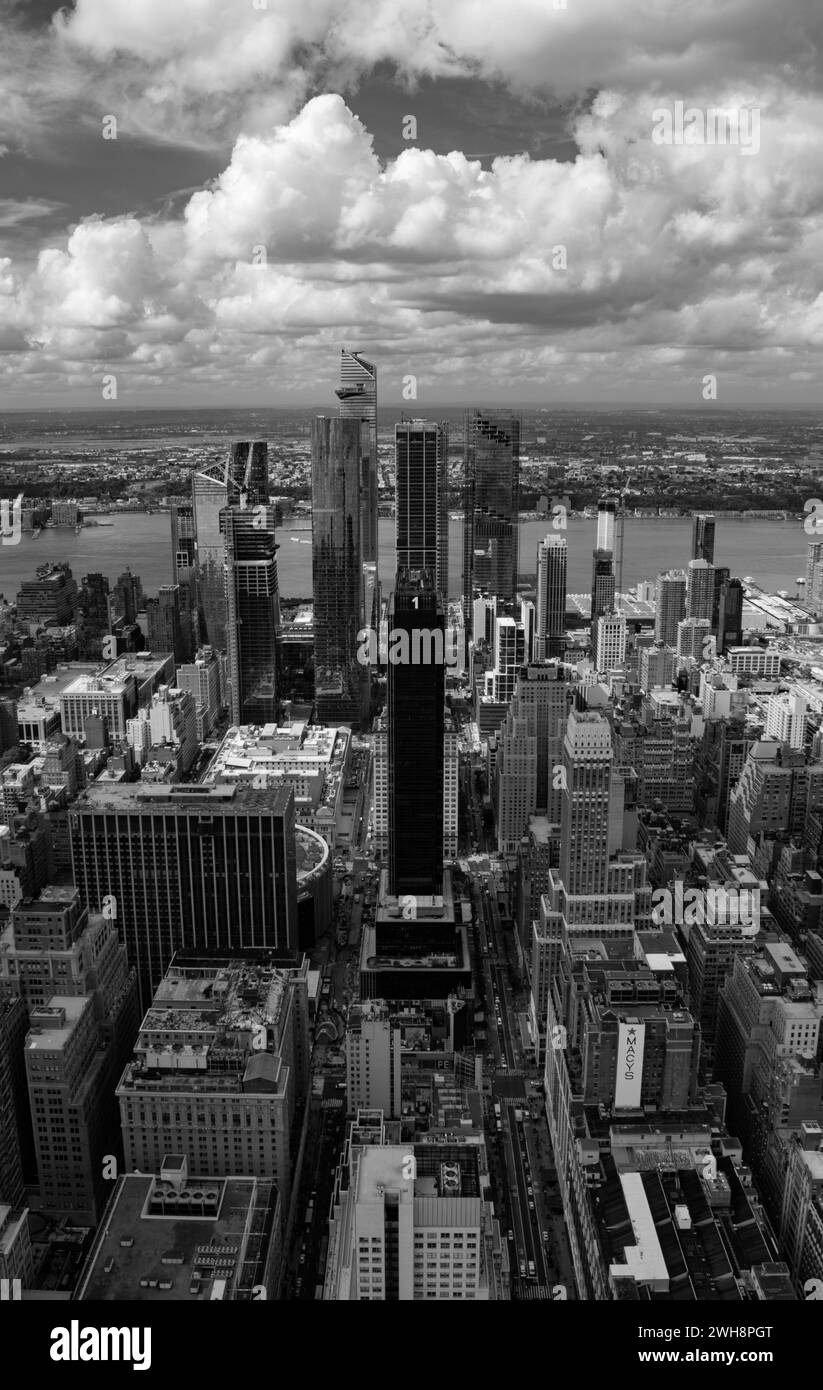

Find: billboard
615;1021;645;1109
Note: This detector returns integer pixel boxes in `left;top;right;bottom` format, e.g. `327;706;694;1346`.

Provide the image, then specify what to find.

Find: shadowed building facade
462;411;521;633
311;415;366;726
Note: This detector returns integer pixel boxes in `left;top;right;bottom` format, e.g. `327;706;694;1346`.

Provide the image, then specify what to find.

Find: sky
0;0;822;408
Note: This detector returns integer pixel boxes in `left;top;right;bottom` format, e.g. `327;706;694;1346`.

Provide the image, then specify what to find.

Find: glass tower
462;410;521;632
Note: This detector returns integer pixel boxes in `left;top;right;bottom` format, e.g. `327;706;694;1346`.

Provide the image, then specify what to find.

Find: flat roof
77;1172;277;1301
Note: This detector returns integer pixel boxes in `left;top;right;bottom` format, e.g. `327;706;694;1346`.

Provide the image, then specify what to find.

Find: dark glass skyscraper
590;550;615;631
146;583;190;663
192;465;228;649
692;512;716;564
462;410;521;632
335;348;377;566
311;415;364;725
395;419;449;598
387;570;444;898
224;506;280;725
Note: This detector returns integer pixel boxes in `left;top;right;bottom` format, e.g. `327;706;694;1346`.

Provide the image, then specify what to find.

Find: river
0;513;810;604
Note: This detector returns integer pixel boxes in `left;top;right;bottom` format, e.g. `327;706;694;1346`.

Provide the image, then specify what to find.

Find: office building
387;571;444;899
483;616;525;706
594;611;627;672
0;988;29;1207
15;565;78;627
462;411;521;632
192;466;228;649
444;716;459;862
175;645;223;740
716;576;744;653
312;415;365;726
495;705;537;856
395;420;449;599
640;643;675;692
0;1204;33;1291
655;570;687;646
692;513;716;565
336;348;378;566
676;616;710;663
117;955;310;1210
535;535;567;660
75;1158;283;1301
146;584;191;665
686;558;715;622
766;693;807;751
170;501;199;659
373;713;455;865
325;1111;505;1300
112;569;143;627
560;708;614;898
223;504;280;726
590;550;615;642
26;995;118;1222
70;782;299;1011
345;1001;402;1117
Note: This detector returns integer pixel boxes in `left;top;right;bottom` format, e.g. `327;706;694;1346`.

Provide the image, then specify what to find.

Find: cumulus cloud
1;0;823;401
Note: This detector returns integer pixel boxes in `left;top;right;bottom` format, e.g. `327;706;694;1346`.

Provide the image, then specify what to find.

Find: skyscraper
559;708;614;898
146;584;190;664
192;466;228;649
686;558;715;622
336;348;377;565
394;419;449;598
69;782;299;1010
170;499;199;657
590;550;615;635
535;534;567;660
692;512;716;564
594;610;627;672
655;570;687;645
311;416;365;726
717;577;744;653
224;506;280;725
462;410;521;632
387;570;444;898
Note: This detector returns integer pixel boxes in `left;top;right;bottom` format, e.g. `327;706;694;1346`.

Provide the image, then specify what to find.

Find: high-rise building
387;571;444;899
676;616;710;663
692;513;716;564
716;576;744;652
485;616;525;704
373;710;456;865
444;715;459;862
16;565;78;626
462;411;521;632
765;693;807;751
117;954;310;1210
146;584;190;664
176;645;223;740
0;987;29;1207
336;348;378;566
345;1001;402;1117
535;535;567;660
639;643;675;692
192;467;228;648
806;540;823;610
686;558;715;622
594;610;627;672
655;570;687;645
590;550;615;638
224;505;280;726
325;1111;505;1300
112;569;143;627
559;708;614;897
170;499;199;658
70;782;299;1011
311;416;365;726
495;706;537;856
78;573;111;656
596;498;616;553
395;420;449;599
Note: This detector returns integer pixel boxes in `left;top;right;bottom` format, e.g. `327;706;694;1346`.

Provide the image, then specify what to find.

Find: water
0;513;808;604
